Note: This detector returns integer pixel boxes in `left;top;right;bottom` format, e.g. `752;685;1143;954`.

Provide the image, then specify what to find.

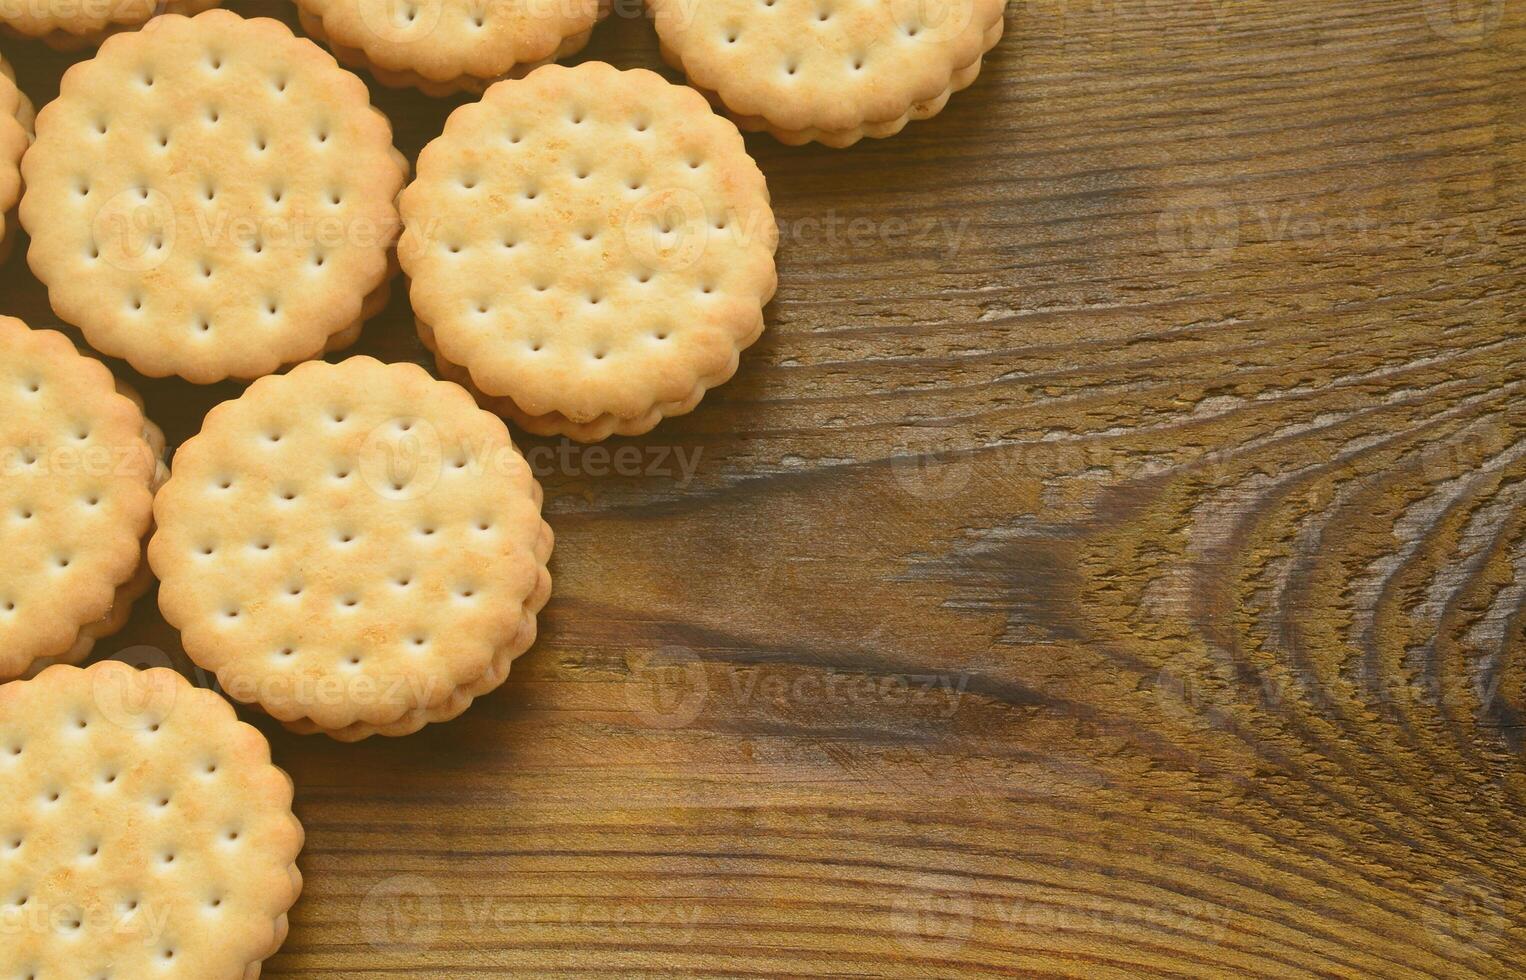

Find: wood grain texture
2;0;1523;975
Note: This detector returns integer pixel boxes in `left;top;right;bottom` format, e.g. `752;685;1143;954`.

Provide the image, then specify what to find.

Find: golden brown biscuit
0;661;304;978
0;0;221;50
294;0;608;96
150;357;554;741
400;62;778;441
20;11;407;383
649;0;1006;146
0;316;163;682
0;58;30;266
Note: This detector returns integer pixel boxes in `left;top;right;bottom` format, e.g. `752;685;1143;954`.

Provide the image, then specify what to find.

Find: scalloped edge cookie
0;660;304;977
0;58;31;267
650;0;1006;147
0;0;223;51
294;0;609;97
18;10;408;384
399;62;778;442
0;317;165;682
149;356;555;740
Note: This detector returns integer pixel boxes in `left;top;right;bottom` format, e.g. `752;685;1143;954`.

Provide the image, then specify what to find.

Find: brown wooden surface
3;0;1524;975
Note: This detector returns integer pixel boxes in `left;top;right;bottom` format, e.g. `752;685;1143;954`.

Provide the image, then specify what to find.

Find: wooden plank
1;0;1522;974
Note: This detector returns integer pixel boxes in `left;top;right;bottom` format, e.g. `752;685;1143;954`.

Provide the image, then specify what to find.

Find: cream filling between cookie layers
664;17;1005;148
416;317;762;442
297;9;599;98
279;520;553;741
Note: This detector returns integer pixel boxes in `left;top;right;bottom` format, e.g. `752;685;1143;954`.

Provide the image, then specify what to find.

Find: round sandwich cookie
0;316;166;683
295;0;610;96
0;0;220;49
149;357;554;741
20;10;408;384
649;0;1007;147
0;661;304;978
399;62;778;442
0;58;31;267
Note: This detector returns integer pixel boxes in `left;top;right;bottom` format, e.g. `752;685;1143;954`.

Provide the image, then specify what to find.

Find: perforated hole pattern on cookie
400;63;777;425
0;663;300;977
150;358;549;731
0;319;156;679
649;0;1002;133
19;12;405;383
297;0;606;89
